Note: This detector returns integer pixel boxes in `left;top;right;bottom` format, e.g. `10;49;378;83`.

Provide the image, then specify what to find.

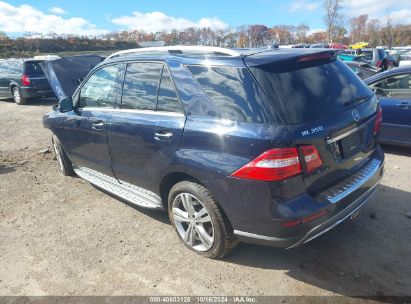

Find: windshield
248;58;373;124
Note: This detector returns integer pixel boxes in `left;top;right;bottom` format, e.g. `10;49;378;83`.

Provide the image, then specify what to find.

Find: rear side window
249;58;373;124
121;62;163;110
187;65;277;124
157;66;182;113
24;61;45;75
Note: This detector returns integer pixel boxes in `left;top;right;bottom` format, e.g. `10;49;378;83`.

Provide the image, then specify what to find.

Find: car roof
102;46;336;68
364;66;411;84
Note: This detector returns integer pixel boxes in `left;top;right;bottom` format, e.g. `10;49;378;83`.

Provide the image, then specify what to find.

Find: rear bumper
20;87;54;99
233;154;384;248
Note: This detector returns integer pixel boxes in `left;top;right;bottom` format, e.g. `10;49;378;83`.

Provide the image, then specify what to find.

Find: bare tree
323;0;342;43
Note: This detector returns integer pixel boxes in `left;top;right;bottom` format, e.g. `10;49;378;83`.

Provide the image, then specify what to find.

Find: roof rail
105;46;242;60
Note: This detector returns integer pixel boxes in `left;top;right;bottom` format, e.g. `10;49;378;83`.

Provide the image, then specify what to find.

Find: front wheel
168;181;238;259
12;87;27;105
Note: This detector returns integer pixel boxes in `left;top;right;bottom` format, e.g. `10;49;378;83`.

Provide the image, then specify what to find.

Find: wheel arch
9;81;19;94
159;172;203;209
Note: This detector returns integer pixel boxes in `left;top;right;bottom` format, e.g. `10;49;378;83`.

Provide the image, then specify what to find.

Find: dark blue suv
43;46;385;258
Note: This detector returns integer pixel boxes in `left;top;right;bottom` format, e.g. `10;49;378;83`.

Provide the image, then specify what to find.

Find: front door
54;64;122;176
107;62;185;192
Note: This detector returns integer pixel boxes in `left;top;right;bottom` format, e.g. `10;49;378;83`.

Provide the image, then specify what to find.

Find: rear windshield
24;61;45;75
362;51;374;60
249;58;373;124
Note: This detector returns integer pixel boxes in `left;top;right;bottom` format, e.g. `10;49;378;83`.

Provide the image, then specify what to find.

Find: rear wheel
168;181;238;259
52;136;74;176
12;87;27;105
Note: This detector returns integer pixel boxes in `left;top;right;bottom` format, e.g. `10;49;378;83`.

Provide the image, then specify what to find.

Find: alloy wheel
172;193;215;252
13;89;21;103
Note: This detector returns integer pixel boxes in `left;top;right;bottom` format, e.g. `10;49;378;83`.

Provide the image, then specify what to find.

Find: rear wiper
344;95;372;107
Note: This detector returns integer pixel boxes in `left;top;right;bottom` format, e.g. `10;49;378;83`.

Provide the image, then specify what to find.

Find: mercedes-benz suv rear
43;47;384;259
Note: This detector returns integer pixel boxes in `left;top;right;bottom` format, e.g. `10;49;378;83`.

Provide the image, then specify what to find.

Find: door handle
154;131;173;140
92;121;105;130
397;102;409;109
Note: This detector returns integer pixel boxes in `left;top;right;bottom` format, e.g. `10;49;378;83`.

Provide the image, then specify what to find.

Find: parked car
329;42;347;49
338;53;369;63
345;61;379;79
365;67;411;147
310;43;329;48
350;42;369;49
342;48;393;71
0;59;54;104
43;46;384;258
399;53;411;67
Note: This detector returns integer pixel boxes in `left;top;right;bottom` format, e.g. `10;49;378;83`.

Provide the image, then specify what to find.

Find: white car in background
399;52;411;67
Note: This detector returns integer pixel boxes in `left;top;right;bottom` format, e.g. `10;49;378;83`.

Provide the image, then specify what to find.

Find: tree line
1;0;411;59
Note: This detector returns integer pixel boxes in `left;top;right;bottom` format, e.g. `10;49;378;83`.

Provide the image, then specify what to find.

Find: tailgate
292;97;380;195
29;75;51;91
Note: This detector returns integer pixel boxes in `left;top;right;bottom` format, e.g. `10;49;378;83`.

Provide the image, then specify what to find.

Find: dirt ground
0;98;410;299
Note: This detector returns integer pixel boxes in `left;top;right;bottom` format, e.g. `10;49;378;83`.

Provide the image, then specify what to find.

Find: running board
73;167;163;210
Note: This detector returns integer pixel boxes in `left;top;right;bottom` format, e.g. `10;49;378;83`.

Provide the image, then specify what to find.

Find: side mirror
58;96;74;113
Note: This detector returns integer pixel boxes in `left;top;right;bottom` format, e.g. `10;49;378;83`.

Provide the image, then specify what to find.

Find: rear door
107;62;185;191
371;73;411;144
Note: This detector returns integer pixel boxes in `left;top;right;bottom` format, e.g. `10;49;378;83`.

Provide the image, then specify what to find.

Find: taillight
373;107;383;135
230;148;301;181
21;74;30;86
376;60;382;68
300;145;323;174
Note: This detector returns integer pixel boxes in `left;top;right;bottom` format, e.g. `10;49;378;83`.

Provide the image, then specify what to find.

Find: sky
1;0;411;37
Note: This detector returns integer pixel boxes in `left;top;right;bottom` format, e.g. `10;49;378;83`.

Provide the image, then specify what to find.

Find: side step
73;167;163;210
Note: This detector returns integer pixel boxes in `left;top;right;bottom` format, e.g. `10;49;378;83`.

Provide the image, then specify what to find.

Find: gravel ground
0;98;410;299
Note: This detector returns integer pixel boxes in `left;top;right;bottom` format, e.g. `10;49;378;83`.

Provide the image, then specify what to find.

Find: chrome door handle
92;121;104;130
154;131;173;140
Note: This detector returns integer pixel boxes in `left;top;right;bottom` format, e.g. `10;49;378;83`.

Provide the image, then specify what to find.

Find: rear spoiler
40;55;105;100
244;49;337;67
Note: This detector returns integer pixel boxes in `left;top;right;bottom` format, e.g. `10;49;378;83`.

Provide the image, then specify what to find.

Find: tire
12;87;27;105
168;181;238;259
52;135;74;176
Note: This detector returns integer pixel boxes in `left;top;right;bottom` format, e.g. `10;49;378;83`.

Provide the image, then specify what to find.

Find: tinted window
157;66;182;113
79;64;120;108
25;61;44;75
187;66;277;123
249;58;373;124
121;62;163;110
362;51;374;60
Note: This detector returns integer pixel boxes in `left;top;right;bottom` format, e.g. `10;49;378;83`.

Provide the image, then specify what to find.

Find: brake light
373;107;383;135
230;148;301;181
21;74;30;86
301;145;323;174
376;60;382;68
297;53;333;63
